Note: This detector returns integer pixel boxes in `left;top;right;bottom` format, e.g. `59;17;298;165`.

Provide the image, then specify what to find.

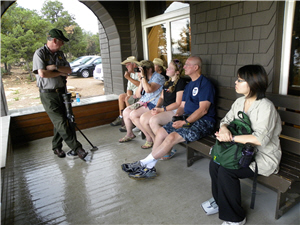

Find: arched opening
1;0;125;116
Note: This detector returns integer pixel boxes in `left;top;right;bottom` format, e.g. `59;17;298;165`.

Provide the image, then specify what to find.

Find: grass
14;97;19;101
13;90;20;94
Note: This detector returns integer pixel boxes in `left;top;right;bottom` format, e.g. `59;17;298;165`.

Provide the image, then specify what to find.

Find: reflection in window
165;2;189;13
147;24;167;63
289;1;300;96
145;1;189;19
171;18;191;64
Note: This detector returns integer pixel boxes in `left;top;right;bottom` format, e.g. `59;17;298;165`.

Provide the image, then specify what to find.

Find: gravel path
2;66;105;110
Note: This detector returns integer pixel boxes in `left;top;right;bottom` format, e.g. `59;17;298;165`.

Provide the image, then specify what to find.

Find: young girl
139;59;186;156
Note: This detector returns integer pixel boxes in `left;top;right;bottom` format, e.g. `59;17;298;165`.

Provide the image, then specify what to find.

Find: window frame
140;1;190;64
280;0;296;95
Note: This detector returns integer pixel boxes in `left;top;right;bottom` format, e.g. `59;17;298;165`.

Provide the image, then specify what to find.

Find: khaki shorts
128;95;139;105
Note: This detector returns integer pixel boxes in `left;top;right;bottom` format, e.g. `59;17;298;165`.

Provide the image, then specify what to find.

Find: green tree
84;32;101;56
1;4;51;78
177;20;191;55
1;0;100;74
40;0;98;59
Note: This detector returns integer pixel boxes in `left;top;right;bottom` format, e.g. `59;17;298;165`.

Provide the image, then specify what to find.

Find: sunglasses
173;59;181;69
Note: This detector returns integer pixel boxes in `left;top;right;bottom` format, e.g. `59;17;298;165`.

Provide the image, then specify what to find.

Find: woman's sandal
159;148;177;160
119;135;136;143
141;141;153;149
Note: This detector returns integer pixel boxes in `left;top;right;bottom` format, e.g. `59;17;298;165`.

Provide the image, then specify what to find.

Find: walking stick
62;93;98;152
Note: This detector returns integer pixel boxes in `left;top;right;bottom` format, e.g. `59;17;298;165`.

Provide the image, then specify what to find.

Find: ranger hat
48;29;69;42
153;58;166;69
121;56;140;65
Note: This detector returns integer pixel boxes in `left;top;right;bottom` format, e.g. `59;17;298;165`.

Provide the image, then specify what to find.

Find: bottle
76;93;80;103
239;143;255;167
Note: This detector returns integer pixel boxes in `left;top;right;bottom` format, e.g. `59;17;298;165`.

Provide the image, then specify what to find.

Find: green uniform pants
40;92;82;151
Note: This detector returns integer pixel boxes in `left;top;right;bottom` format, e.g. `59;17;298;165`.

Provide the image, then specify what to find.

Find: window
170;18;191;62
289;1;300;96
145;1;189;19
141;1;190;66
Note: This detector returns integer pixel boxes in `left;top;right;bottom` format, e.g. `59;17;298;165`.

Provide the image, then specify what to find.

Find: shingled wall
190;1;283;92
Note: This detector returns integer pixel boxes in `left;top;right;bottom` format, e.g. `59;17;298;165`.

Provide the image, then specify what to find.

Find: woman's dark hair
237;64;268;100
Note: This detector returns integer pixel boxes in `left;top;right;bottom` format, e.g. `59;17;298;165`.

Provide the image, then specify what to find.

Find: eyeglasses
236;78;246;83
184;64;196;67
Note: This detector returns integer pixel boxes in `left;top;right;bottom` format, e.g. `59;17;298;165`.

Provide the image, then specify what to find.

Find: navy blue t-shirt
183;75;216;123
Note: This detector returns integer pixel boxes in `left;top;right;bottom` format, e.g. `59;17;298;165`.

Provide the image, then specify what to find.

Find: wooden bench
186;86;300;220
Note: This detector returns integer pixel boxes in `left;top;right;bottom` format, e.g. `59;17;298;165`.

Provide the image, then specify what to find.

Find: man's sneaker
121;161;143;173
222;218;246;225
119;125;127;132
111;116;122;126
66;149;78;159
128;166;157;180
201;197;219;215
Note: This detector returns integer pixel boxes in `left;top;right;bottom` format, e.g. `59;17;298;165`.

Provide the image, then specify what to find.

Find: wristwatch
163;106;167;111
185;119;191;126
232;136;235;143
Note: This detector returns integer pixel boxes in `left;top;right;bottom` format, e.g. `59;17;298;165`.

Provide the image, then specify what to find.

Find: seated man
111;56;140;126
121;56;216;179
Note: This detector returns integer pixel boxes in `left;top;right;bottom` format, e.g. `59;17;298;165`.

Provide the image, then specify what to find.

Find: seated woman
203;65;282;225
153;58;167;80
119;60;165;143
139;59;186;154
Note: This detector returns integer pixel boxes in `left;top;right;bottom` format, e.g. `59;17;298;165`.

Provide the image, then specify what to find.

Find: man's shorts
163;118;214;143
128;95;139;105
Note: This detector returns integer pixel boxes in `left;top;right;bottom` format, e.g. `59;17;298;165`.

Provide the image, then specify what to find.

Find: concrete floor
6;124;300;224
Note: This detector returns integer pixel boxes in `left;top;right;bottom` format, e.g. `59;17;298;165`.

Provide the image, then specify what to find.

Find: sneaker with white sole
222;218;246;225
121;161;143;173
201;197;219;215
66;149;79;159
128;166;157;180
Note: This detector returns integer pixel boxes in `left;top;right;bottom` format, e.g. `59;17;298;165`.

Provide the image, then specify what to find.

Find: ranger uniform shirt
32;45;70;89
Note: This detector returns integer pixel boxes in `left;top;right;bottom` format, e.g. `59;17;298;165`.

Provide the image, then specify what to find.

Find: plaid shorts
163;118;215;143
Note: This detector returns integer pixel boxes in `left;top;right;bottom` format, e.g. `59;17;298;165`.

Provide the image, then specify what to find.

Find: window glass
171;18;191;64
289;1;300;96
147;24;168;63
145;1;189;19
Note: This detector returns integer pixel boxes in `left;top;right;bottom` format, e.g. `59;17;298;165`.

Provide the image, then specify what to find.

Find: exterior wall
128;1;144;60
190;1;282;92
83;1;143;94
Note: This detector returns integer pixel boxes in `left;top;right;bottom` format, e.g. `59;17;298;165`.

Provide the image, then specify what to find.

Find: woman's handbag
211;111;255;169
129;101;146;110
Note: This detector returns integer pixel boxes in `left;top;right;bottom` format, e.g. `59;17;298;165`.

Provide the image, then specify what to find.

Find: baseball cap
48;29;69;42
121;56;139;65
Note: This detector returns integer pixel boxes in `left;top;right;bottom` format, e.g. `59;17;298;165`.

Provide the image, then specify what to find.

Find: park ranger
32;28;87;161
